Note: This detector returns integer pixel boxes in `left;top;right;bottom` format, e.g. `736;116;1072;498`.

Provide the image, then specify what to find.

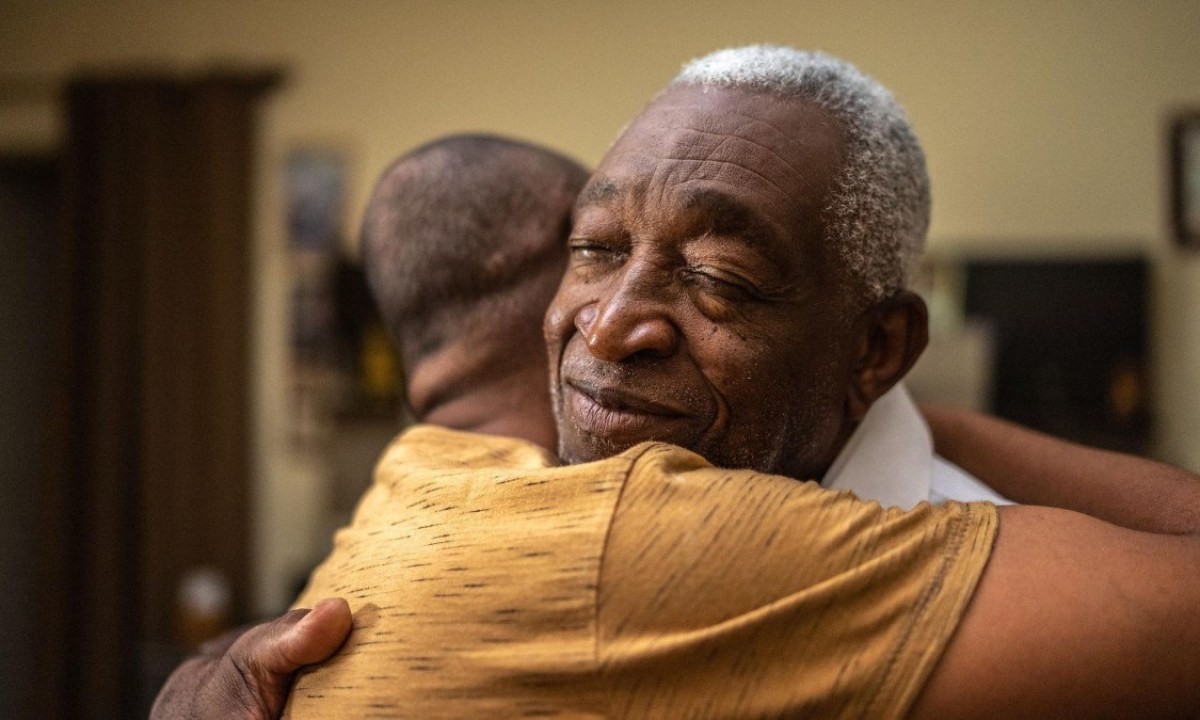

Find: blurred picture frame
286;147;346;252
1170;112;1200;249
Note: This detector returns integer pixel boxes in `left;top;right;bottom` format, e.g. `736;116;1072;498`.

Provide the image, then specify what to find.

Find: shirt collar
820;383;932;510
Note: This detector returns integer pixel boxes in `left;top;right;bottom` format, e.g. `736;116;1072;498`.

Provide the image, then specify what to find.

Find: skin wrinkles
589;187;793;301
583;181;786;252
653;132;821;227
546;84;872;479
668;128;805;199
634;93;833;196
723;109;820;169
663;153;791;208
626;142;797;211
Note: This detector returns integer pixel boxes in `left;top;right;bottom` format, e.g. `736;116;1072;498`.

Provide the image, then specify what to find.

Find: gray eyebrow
679;187;777;247
576;178;620;207
573;180;779;248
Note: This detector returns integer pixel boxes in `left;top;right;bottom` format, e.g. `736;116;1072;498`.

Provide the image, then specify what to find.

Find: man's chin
557;431;645;466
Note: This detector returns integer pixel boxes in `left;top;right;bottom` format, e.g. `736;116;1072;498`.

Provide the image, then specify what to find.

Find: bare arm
911;507;1200;719
911;407;1200;718
923;403;1200;533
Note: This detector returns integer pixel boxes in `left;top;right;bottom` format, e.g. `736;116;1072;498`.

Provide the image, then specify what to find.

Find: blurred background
2;0;1198;716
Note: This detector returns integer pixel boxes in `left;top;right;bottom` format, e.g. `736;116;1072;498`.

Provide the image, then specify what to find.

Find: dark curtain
39;72;278;718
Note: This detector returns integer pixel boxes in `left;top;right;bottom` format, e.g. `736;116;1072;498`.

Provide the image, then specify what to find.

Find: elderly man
547;47;1001;508
157;47;1200;718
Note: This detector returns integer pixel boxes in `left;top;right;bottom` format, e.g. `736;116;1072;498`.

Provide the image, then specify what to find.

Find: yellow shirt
285;425;997;719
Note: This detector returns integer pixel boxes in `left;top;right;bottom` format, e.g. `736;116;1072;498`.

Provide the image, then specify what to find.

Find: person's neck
408;341;558;451
422;379;556;450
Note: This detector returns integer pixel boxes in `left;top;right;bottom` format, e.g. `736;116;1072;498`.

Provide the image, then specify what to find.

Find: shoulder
381;423;559;471
625;442;997;559
603;445;998;717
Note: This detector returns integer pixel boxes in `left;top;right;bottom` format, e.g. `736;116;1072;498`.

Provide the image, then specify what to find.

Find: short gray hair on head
672;45;930;300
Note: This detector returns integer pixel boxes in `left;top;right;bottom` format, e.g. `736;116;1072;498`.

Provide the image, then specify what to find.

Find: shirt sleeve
597;443;998;720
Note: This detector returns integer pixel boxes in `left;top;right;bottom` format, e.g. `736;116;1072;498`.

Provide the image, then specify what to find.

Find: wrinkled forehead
586;86;845;230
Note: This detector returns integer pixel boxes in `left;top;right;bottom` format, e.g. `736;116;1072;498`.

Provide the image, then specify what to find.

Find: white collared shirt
822;384;1012;510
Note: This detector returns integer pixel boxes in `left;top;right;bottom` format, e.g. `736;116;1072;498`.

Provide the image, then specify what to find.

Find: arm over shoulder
601;444;999;719
910;505;1200;719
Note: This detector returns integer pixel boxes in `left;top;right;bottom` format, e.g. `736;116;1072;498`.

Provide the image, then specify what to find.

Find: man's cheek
704;330;775;390
711;348;803;428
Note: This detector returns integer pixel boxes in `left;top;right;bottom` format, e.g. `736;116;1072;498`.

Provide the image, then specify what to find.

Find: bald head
360;134;588;447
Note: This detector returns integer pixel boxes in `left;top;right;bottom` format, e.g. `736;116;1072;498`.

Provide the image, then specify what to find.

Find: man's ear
847;291;929;421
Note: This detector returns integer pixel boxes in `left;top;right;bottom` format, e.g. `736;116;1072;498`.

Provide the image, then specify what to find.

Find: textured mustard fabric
285;425;996;719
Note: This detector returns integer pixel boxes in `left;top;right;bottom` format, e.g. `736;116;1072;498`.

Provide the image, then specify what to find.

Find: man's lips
567;379;688;416
563;379;693;442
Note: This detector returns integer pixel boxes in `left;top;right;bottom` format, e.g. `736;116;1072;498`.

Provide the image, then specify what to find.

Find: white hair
673;45;929;300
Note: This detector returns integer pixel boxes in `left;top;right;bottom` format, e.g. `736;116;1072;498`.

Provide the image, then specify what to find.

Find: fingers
151;598;353;720
223;598;353;716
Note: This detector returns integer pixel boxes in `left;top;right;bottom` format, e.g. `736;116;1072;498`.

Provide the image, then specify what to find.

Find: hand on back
150;598;351;720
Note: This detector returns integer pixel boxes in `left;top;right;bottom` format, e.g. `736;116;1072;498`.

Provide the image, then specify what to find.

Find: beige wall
4;0;1199;613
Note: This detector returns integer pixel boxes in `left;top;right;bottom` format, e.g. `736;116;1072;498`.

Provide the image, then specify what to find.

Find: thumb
221;598;353;718
258;597;354;671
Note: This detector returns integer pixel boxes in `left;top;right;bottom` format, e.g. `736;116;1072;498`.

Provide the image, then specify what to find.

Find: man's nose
576;266;680;362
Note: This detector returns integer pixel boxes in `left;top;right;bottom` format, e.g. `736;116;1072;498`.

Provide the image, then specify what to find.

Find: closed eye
569;239;625;263
681;267;757;302
567;242;629;284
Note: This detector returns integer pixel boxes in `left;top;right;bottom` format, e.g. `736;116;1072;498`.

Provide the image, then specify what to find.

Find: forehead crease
675;122;808;183
660;123;827;217
656;152;795;209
